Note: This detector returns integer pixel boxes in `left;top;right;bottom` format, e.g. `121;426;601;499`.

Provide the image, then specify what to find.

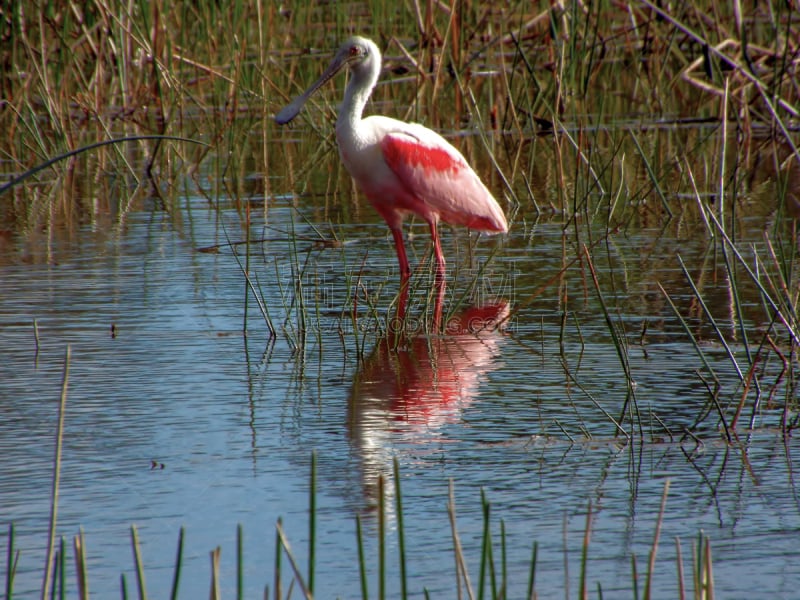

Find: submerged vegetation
1;0;799;597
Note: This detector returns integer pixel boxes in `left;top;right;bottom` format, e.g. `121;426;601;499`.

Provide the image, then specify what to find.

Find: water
2;157;800;597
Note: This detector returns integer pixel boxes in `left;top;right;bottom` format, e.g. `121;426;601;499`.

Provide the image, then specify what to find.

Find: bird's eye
350;45;363;57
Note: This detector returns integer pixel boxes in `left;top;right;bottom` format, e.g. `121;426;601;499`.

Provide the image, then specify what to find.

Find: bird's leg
433;275;446;333
390;227;411;329
429;221;447;332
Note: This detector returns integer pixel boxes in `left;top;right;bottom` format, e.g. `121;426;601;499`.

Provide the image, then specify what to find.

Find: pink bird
276;36;507;327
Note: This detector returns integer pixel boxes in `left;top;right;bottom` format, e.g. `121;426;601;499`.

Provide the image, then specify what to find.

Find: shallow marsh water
2;133;800;597
4;2;800;597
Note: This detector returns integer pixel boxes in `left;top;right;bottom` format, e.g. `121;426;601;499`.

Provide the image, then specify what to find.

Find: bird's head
275;36;382;125
333;37;380;77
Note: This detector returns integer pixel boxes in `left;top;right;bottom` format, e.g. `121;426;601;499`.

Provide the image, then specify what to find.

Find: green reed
4;446;718;600
5;525;16;600
129;525;147;599
6;1;797;216
170;527;184;600
41;346;69;599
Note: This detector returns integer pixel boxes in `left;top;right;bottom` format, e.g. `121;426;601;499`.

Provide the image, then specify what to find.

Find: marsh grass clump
4;448;716;599
2;1;268;233
5;2;797;220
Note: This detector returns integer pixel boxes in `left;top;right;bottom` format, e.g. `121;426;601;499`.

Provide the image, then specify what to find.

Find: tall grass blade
675;537;685;600
582;245;639;433
628;131;672;218
580;502;592;600
51;544;62;600
644;480;671;600
170;527;185;600
243;208;252;338
378;475;386;600
275;521;312;599
237;524;244;600
56;537;65;600
6;523;18;599
675;255;744;382
355;515;369;600
223;219;275;338
703;536;714;599
42;345;70;600
656;283;720;386
392;457;408;600
274;518;282;600
73;529;88;600
210;547;221;600
563;514;570;600
33;319;40;362
130;525;147;600
308;452;316;597
447;480;475;600
707;210;800;345
478;488;497;600
693;532;705;600
526;541;538;600
500;520;507;600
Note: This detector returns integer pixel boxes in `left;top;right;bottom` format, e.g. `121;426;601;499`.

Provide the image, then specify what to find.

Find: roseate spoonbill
275;36;507;322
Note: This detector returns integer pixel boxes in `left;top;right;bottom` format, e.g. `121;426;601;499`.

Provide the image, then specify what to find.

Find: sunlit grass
5;1;797;222
1;2;798;593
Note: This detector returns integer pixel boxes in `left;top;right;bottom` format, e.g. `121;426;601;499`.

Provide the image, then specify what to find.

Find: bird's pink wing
380;130;507;233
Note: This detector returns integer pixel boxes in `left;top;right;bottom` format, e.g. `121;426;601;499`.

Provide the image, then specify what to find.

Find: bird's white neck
338;50;381;132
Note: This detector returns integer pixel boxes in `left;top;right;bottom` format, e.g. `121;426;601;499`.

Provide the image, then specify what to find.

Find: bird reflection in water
347;301;510;505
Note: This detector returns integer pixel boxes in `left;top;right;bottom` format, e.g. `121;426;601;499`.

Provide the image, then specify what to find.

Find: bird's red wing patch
380;131;507;233
381;134;465;175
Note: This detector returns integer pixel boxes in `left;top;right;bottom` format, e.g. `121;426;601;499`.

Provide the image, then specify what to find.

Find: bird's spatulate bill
275;52;349;125
275;96;307;124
